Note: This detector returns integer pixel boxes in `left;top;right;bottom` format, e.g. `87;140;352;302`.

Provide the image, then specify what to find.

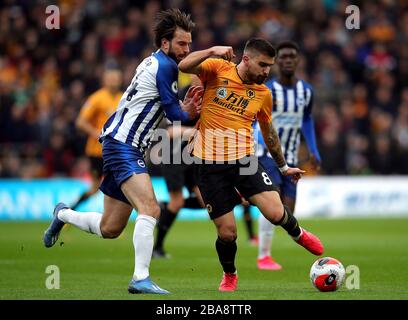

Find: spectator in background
0;152;21;178
42;131;74;177
392;92;408;174
369;134;395;175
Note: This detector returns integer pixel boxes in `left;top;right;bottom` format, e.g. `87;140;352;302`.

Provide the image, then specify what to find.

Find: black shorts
161;140;197;193
195;156;279;220
162;162;196;193
89;156;103;178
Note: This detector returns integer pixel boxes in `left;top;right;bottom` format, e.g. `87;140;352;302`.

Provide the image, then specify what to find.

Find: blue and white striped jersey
100;49;180;152
255;78;315;166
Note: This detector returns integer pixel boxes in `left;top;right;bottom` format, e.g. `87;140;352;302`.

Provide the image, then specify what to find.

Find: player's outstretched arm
258;120;305;181
178;46;235;75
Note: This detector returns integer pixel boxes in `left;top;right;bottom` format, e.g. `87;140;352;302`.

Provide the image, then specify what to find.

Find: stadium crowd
0;0;407;178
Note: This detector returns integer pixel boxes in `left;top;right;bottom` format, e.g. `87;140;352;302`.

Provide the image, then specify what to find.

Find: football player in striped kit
255;41;321;270
43;9;202;294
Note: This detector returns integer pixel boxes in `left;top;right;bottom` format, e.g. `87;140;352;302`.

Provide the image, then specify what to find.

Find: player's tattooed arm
259;120;306;179
258;120;287;168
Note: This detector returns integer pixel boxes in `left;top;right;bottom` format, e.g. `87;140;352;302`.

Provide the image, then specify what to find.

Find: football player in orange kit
179;38;324;292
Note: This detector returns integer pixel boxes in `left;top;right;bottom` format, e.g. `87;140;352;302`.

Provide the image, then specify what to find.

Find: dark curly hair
153;9;195;48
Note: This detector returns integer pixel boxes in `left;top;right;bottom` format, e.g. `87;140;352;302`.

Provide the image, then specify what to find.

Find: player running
255;41;322;270
43;9;202;295
179;38;324;292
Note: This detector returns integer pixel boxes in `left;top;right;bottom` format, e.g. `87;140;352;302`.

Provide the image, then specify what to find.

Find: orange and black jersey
78;88;122;157
189;58;272;161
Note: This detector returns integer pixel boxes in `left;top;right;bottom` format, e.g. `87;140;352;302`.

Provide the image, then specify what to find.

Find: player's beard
168;43;183;63
251;73;267;85
245;69;267;85
255;75;267;85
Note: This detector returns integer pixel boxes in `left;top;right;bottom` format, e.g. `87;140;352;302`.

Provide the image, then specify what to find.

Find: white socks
58;208;102;237
133;214;156;281
258;214;276;259
58;209;156;281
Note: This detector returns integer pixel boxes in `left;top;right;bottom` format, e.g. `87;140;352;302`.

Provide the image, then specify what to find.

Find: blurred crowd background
0;0;407;179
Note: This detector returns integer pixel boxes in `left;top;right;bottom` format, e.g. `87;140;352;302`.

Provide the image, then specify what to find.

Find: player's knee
153;203;161;218
269;202;285;224
169;193;184;211
261;200;285;225
136;197;161;218
219;232;237;243
143;201;161;219
218;225;237;242
100;224;123;239
169;198;184;212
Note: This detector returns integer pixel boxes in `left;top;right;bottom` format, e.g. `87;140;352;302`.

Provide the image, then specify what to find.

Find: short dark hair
153;9;195;48
276;40;300;54
244;38;276;57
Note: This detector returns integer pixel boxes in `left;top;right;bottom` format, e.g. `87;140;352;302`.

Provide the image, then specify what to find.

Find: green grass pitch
1;218;408;300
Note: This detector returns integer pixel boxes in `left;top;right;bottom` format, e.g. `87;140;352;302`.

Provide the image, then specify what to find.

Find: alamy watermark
45;265;60;289
45;5;60;29
345;264;360;290
44;4;361;31
345;5;360;30
148;122;259;175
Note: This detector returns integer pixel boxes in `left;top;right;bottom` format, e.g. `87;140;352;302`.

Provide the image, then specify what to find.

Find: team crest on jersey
246;89;255;99
296;96;305;108
216;87;228;99
137;159;146;168
171;81;178;94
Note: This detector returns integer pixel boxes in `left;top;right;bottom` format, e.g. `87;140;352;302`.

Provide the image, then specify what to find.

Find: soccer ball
310;257;346;292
